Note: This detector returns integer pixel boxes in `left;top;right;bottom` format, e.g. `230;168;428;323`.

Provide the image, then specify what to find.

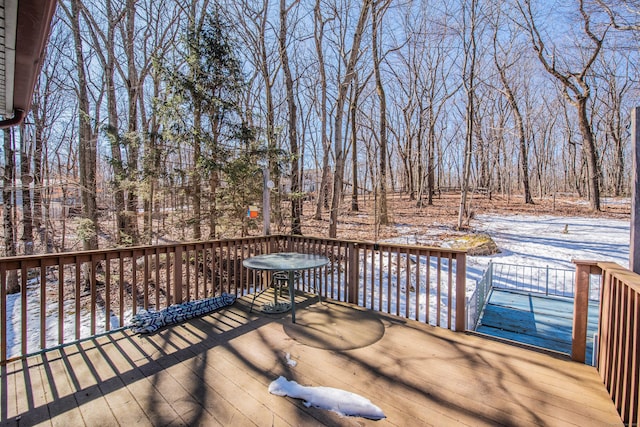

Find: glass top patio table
243;252;330;323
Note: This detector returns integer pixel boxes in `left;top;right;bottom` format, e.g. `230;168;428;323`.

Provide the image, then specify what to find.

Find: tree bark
279;0;302;235
20;125;33;254
372;0;389;225
313;0;330;219
3;129;19;293
124;0;140;243
329;0;371;238
350;78;360;212
70;0;99;252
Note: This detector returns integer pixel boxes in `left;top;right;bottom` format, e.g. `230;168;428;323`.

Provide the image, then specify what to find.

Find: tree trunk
104;0;128;244
329;0;371;238
577;98;601;210
372;0;389;225
125;0;140;243
253;0;281;229
141;71;158;244
3;129;19;293
32;106;43;237
71;0;98;252
492;28;533;204
278;0;302;235
192;107;202;240
458;0;477;230
20;125;33;254
314;0;330;219
427;120;436;205
350;77;360;212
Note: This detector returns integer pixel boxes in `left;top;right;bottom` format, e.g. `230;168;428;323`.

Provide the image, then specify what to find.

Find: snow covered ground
378;213;630;323
389;212;629;287
467;214;630;283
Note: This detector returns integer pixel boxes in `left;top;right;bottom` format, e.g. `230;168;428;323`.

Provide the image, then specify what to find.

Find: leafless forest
1;0;638;257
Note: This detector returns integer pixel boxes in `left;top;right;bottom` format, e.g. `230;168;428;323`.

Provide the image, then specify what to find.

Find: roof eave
0;0;57;129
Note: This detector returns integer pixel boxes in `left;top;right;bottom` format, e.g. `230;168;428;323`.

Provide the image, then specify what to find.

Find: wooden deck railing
0;235;466;364
574;260;640;425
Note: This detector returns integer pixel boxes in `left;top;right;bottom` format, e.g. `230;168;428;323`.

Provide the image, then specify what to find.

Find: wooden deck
476;289;599;362
1;291;622;426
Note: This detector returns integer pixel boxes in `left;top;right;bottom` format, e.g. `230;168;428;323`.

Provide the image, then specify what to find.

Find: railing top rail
0;235;279;264
0;234;466;265
491;261;573;270
286;234;467;255
572;259;635;278
594;261;640;290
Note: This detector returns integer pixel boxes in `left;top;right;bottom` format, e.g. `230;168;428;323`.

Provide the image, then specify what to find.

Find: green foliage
119;232;134;246
155;7;273;236
158;8;246;151
289;191;309;200
76;218;97;244
216;140;264;235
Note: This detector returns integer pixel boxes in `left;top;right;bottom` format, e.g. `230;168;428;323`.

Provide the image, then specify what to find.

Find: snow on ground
380;213;630;322
466;214;630;284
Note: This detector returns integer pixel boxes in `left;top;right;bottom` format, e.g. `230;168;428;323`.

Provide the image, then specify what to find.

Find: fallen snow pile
268;376;385;420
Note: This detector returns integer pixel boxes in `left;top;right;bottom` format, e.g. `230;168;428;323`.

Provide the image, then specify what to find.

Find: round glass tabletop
243;252;330;271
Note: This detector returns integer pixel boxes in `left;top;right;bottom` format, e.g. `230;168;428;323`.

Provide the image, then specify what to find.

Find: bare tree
329;0;371;238
65;0;99;252
517;0;610;211
123;0;141;242
313;0;332;219
491;5;533;204
137;0;181;243
80;0;131;244
228;0;284;229
19;125;34;254
458;0;480;229
371;0;391;225
596;53;632;196
278;0;302;235
33;21;76;252
350;74;364;212
3;129;19;292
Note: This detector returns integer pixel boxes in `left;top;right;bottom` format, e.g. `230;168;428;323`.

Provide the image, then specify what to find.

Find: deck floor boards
1;291;622;426
476;289;599;359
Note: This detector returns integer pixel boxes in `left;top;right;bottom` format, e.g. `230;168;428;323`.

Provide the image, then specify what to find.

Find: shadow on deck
1;291;620;426
475;289;599;363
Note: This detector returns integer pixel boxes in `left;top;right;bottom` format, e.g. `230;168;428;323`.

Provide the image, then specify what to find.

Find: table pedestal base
262;301;291;313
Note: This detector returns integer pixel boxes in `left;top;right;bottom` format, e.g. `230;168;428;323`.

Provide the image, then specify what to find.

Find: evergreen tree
159;8;253;239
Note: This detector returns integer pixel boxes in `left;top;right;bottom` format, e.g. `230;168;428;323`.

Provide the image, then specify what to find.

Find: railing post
174;245;183;304
455;252;467;332
348;242;359;304
545;265;550;296
572;261;591;362
631;106;640;273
